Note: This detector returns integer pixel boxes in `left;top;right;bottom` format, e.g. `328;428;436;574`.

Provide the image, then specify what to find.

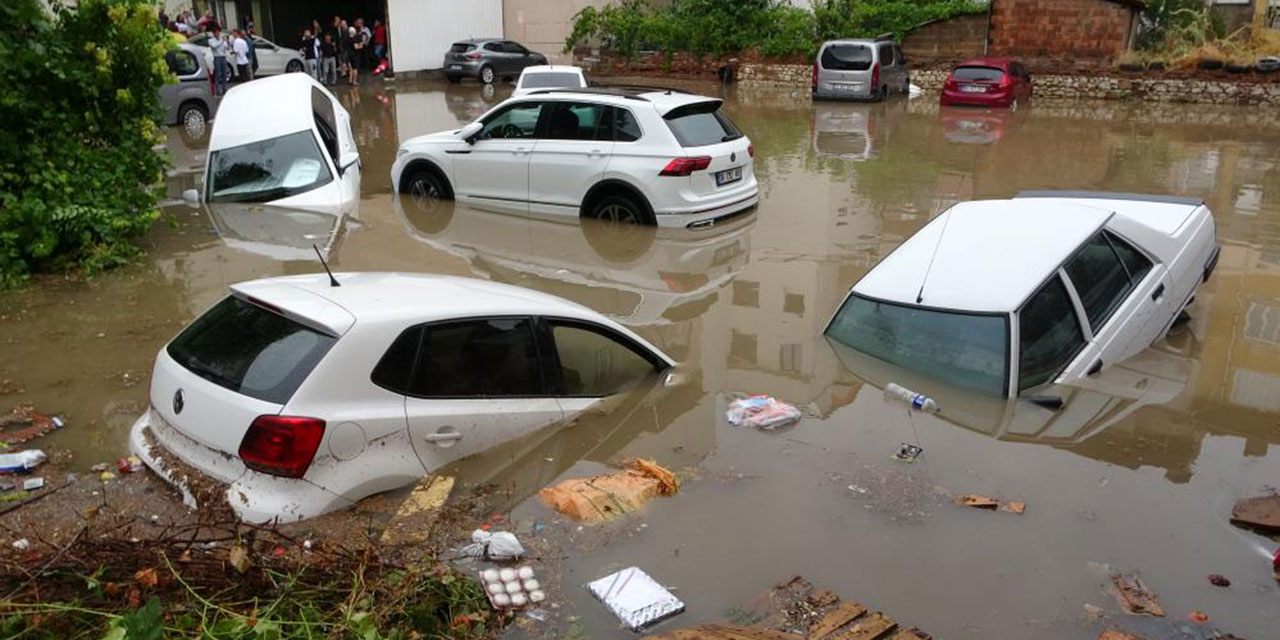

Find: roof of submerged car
209;73;337;150
853;199;1113;313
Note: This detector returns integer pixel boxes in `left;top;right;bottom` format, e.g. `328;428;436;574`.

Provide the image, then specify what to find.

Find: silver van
813;37;909;101
160;43;217;140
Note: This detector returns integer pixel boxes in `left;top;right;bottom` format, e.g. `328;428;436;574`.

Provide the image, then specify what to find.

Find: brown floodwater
2;79;1279;639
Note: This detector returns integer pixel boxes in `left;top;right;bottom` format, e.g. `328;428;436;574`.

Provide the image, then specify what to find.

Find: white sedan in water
826;192;1219;398
130;273;676;522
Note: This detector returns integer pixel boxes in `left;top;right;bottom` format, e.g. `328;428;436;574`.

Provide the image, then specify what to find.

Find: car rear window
520;72;582;89
450;43;475;53
953;66;1005;82
826;294;1009;395
820;44;873;71
167;296;336;404
664;101;742;147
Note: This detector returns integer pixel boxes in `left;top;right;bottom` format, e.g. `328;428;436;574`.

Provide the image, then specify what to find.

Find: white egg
518;566;534;580
523;579;540;592
510;593;528;607
499;568;517;582
529;590;546;603
482;569;500;583
487;582;505;595
505;580;522;594
492;593;511;607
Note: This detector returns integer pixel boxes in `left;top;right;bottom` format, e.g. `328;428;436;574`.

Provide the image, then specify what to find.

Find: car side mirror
182;188;200;206
458;121;483;143
338;150;360;175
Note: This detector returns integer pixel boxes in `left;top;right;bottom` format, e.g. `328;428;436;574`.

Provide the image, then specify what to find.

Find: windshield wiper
211;186;294;203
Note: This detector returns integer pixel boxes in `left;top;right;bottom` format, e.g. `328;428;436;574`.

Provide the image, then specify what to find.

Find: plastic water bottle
884;383;939;413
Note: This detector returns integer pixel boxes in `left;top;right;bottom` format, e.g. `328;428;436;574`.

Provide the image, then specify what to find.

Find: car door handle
1087;359;1103;376
423;431;463;443
1151;283;1165;301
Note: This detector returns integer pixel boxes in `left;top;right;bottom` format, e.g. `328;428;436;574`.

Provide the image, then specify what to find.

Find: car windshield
167;296;337;404
520;72;582;89
208;130;333;203
954;66;1006;82
825;294;1009;395
664;101;742;147
821;44;873;71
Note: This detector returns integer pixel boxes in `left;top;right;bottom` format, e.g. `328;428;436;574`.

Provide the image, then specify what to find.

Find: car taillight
944;76;957;89
659;156;711;177
238;415;325;478
465;51;481;60
811;62;818;89
747;143;755;158
871;62;880;89
998;74;1012;88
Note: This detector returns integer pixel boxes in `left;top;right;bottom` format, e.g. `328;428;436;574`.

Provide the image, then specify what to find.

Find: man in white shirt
232;29;252;82
208;25;229;95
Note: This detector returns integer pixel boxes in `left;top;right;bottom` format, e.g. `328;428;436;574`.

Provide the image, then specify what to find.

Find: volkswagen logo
173;389;185;415
730;152;737;162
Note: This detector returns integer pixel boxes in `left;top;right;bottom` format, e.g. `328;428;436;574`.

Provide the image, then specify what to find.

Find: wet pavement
3;78;1280;638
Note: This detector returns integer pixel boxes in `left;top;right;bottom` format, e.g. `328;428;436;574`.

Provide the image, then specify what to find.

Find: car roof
511;87;717;115
519;65;583;75
956;57;1016;69
454;38;500;44
853;199;1113;313
209;73;335;150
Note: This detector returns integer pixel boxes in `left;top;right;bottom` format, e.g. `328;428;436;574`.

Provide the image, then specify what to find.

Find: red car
940;58;1033;109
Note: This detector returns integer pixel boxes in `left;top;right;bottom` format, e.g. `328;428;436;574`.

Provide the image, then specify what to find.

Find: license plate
449;64;462;70
715;166;743;187
961;84;986;93
833;83;859;92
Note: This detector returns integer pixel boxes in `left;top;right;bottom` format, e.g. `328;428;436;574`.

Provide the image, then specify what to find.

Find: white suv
391;87;758;229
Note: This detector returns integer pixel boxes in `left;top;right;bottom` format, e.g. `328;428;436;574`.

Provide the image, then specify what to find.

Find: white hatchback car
196;73;360;215
511;65;588;98
825;192;1219;398
129;273;676;523
391;87;759;229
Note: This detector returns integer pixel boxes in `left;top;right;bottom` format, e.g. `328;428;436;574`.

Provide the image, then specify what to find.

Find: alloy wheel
480;66;495;84
598;203;640;225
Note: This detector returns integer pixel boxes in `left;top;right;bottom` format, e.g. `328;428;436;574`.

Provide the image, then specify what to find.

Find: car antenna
916;205;956;304
312;244;340;287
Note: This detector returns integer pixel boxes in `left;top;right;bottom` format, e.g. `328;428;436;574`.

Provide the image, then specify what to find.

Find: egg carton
479;565;546;611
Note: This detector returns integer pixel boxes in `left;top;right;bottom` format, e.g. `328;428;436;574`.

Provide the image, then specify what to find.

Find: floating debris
1230;494;1280;532
891;444;923;463
726;395;802;430
539;459;679;522
589;566;684;631
1208;574;1230;587
1110;574;1165;617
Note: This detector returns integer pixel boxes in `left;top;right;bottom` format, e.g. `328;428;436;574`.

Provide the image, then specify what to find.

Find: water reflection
939;106;1021;145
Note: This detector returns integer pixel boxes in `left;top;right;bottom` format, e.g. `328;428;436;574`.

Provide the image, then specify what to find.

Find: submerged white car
391;87;758;229
825;192;1220;398
198;73;360;215
130;273;676;522
510;65;588;98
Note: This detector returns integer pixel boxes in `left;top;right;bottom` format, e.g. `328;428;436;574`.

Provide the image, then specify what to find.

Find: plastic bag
460;529;525;560
0;450;46;474
726;396;801;430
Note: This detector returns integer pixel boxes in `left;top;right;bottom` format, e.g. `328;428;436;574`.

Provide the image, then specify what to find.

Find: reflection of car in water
394;196;754;326
202;201;347;261
810;101;904;161
940;106;1018;145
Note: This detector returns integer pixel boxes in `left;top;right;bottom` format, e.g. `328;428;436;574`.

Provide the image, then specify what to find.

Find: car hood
404;128;468;147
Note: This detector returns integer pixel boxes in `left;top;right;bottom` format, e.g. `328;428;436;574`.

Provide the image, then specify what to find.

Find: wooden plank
378;475;454;545
705;624;805;640
1109;574;1165;617
1230;495;1280;532
808;601;867;639
888;629;934;640
957;494;998;509
1097;629;1143;640
837;613;897;640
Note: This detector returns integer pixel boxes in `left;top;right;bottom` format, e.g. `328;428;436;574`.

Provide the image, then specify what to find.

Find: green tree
0;0;170;287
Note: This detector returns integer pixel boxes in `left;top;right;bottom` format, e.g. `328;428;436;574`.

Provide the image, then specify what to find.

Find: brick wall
902;14;989;64
988;0;1136;59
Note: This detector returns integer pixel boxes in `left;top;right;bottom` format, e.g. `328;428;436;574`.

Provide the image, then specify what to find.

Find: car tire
401;168;454;232
446;74;461;84
479;65;495;84
178;101;209;143
582;194;657;263
871;86;885;102
286;59;304;73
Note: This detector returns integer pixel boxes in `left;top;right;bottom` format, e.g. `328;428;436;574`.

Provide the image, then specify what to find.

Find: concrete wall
503;0;603;64
902;13;988;63
387;0;502;72
988;0;1137;58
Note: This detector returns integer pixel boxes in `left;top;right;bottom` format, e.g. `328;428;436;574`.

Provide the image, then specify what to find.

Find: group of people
300;16;387;86
158;9;257;97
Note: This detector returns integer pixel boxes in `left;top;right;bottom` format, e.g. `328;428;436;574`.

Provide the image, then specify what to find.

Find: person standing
232;29;251;83
320;33;337;84
246;25;259;76
372;19;387;63
356;18;372;68
209;24;229;95
301;29;318;80
347;25;365;85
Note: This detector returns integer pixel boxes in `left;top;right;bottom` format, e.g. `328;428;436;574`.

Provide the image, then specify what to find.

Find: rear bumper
442;60;484;77
655;183;760;229
813;86;875;101
129;410;352;524
940;89;1015;107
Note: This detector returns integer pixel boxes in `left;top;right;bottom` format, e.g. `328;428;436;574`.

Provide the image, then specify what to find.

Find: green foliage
0;0;169;287
1138;0;1220;49
565;0;986;59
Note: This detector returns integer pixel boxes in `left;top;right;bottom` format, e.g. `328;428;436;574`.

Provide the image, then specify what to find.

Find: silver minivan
160;43;218;140
813;37;909;101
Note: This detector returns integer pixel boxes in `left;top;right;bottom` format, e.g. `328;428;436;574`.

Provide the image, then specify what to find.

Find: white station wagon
825;192;1219;398
130;273;676;522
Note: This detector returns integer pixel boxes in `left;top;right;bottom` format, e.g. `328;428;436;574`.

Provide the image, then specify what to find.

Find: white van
196;74;360;215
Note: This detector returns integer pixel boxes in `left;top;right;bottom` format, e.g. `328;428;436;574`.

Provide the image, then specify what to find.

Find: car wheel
286;59;304;73
446;74;461;84
179;101;208;136
582;194;657;263
871;86;884;102
479;65;495;84
401;169;453;233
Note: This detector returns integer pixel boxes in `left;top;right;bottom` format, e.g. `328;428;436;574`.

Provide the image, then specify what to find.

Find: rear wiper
721;133;743;142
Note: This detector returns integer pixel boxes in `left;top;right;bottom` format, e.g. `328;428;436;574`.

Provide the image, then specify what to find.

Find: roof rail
524;87;651;101
1015;191;1204;206
592;83;691;95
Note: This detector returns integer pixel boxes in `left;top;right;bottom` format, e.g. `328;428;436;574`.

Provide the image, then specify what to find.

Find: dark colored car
940;57;1033;109
443;39;548;85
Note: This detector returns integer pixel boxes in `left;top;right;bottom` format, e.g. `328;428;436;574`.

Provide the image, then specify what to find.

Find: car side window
483;42;503;52
550;322;658;396
1064;231;1138;333
1107;231;1152;282
253;37;275;51
613;107;642;142
409;318;543;398
1019;276;1086;392
878;43;894;66
895;45;907;66
478;102;544;140
504;41;527;54
544;102;606;141
167;50;200;76
371;326;422;394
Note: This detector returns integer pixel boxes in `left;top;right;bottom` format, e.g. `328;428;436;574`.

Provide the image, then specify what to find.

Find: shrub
0;0;170;287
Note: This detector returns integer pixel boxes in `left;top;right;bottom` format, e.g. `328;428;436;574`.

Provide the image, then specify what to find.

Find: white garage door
387;0;504;73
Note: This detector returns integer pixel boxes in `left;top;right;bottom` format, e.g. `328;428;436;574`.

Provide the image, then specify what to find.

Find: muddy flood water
3;79;1280;639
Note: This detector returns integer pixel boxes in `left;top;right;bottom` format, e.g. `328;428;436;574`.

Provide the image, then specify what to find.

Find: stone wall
902;14;988;63
988;0;1137;58
738;63;812;88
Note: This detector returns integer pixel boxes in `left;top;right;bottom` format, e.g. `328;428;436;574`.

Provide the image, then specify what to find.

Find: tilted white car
186;32;306;76
198;73;360;215
391;87;759;229
129;273;677;522
511;65;588;98
825;192;1220;398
